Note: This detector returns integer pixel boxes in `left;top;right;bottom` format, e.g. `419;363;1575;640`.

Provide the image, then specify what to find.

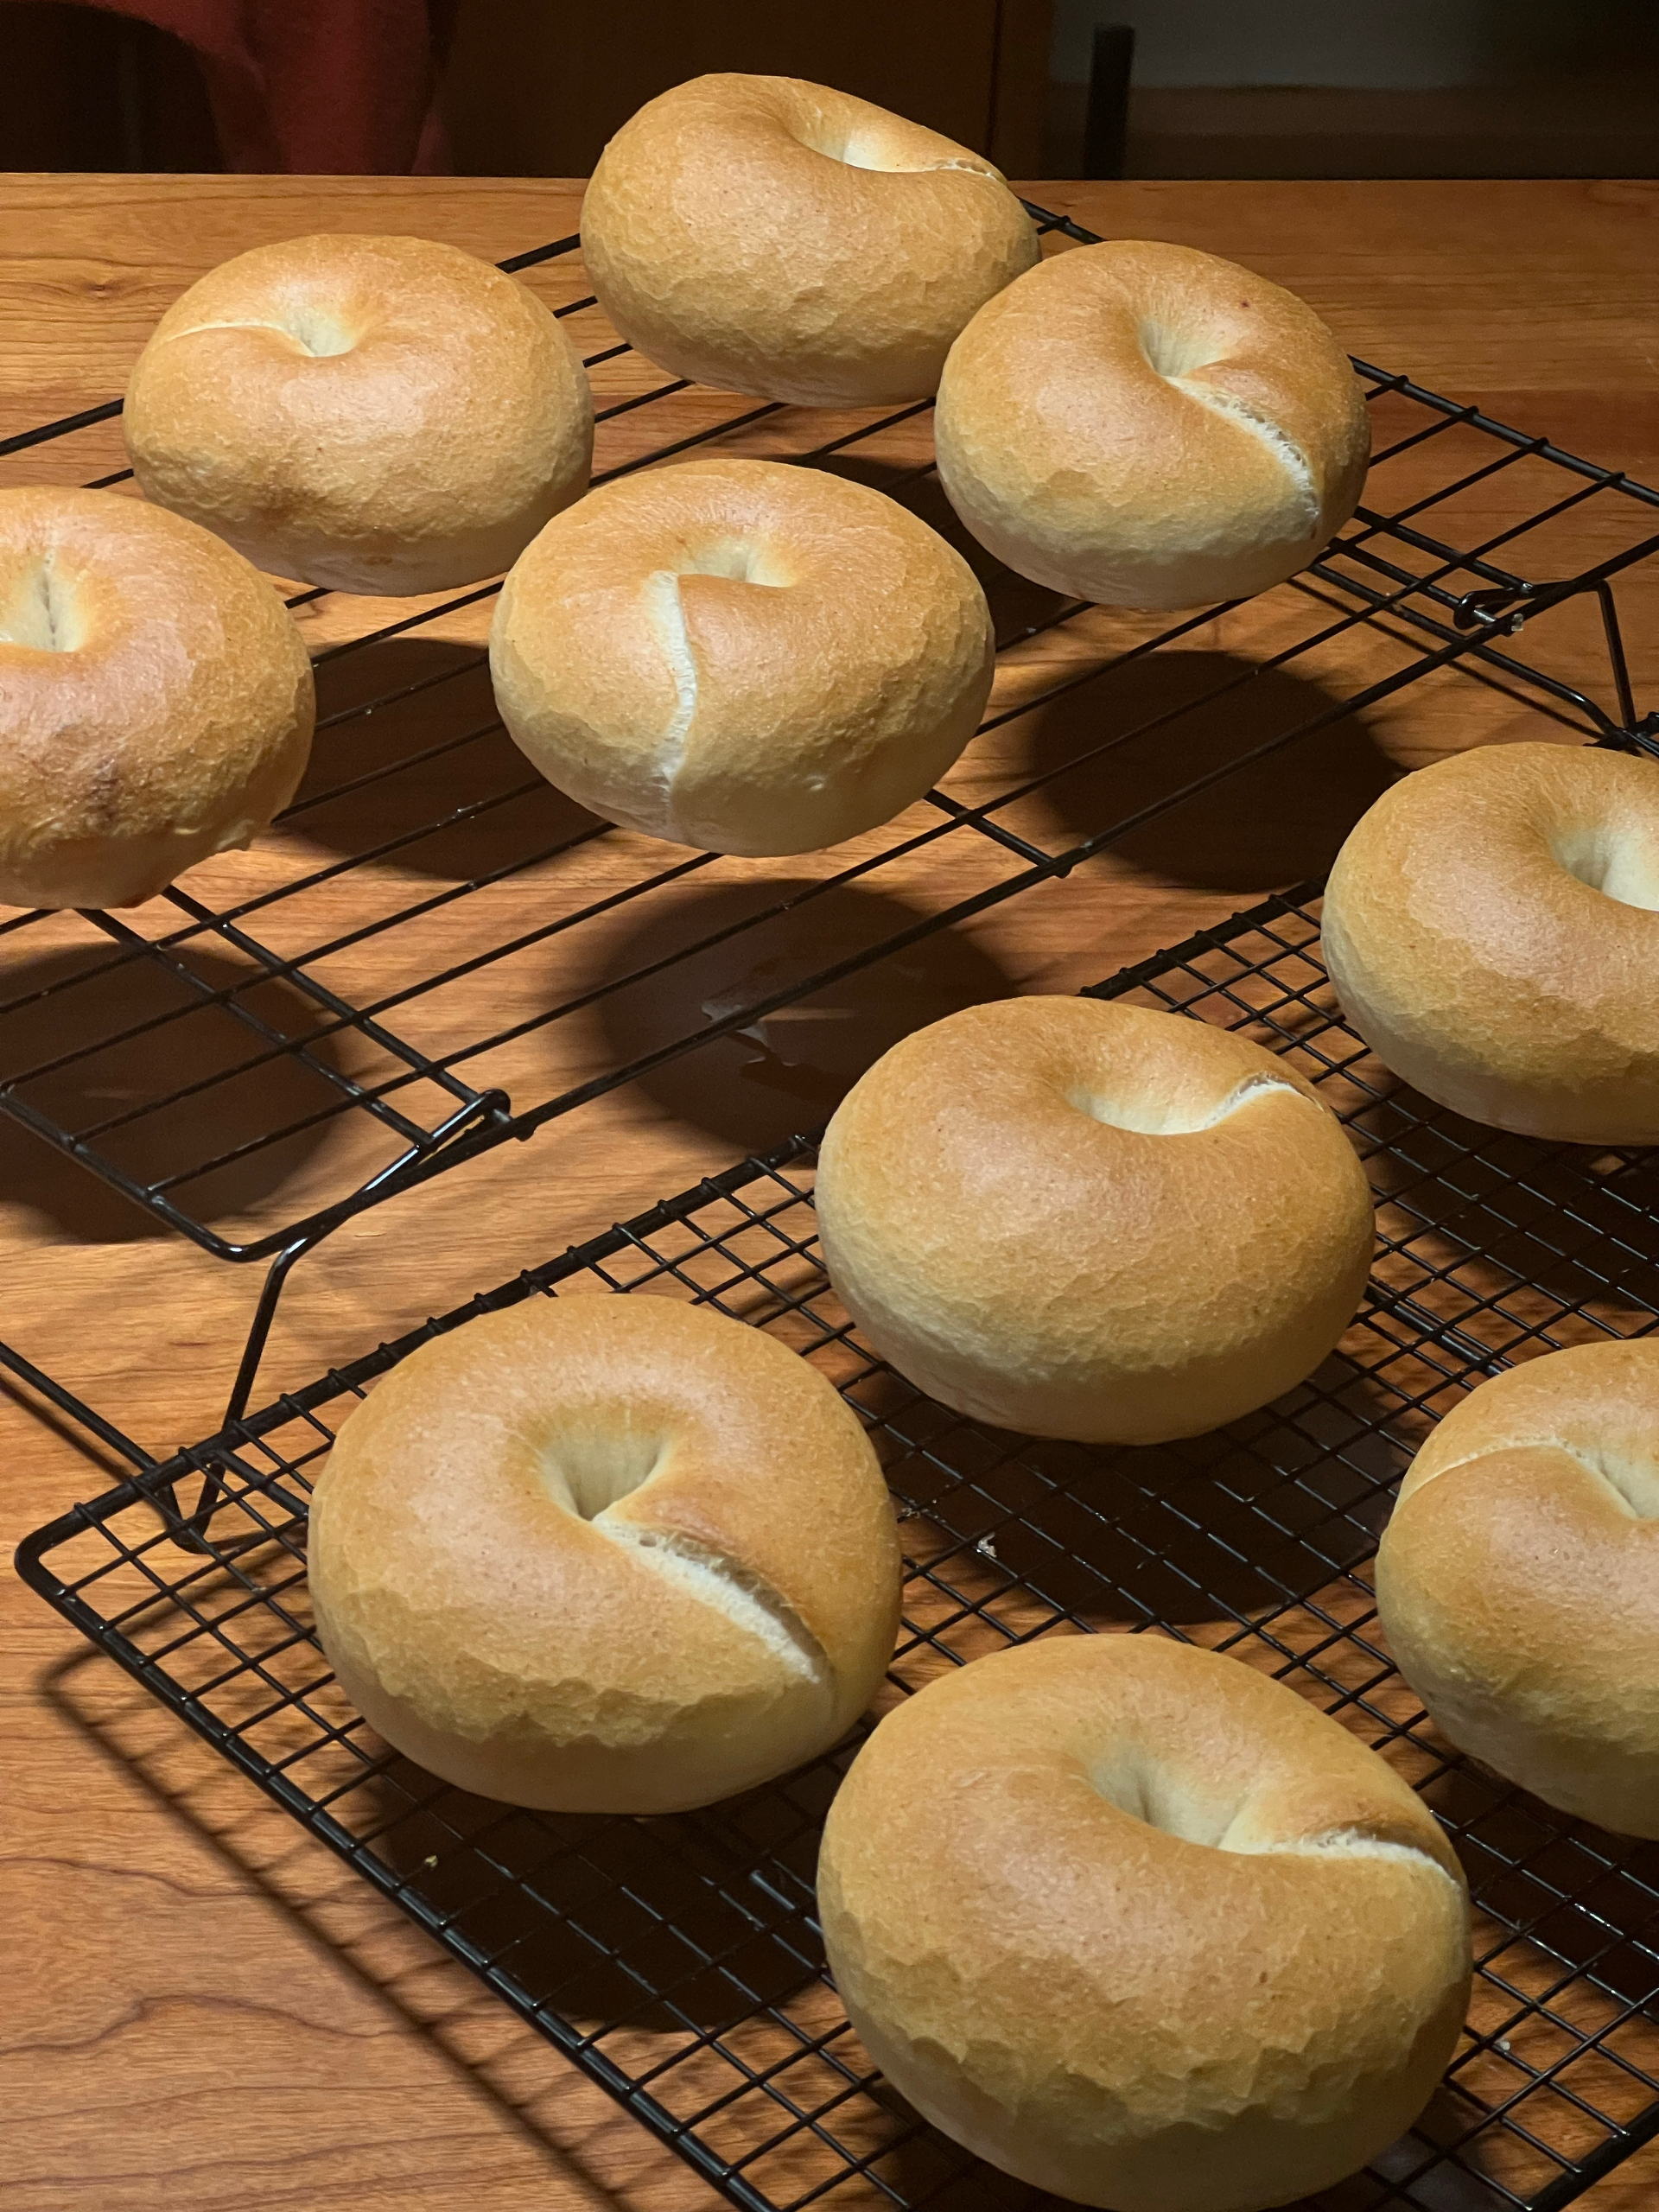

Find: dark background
0;0;1655;177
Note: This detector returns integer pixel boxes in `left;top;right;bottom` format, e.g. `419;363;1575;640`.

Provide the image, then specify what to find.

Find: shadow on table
41;1634;721;2212
292;636;599;882
573;875;1018;1157
0;942;363;1243
1009;646;1398;895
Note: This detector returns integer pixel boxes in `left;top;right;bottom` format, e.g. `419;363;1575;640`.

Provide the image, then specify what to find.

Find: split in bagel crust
818;1635;1470;2212
307;1294;903;1814
814;995;1375;1443
934;238;1369;609
124;233;594;596
489;456;995;855
1323;742;1659;1143
0;486;315;910
1377;1338;1659;1836
581;74;1039;406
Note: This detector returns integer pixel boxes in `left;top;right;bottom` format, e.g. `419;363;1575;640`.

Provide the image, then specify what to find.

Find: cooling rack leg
130;1234;325;1552
219;1085;515;1430
1594;580;1650;741
0;1326;232;1555
224;1233;315;1430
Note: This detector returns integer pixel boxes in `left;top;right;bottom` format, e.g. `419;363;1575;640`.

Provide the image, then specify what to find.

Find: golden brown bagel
934;239;1369;609
818;1635;1471;2212
1376;1339;1659;1837
1323;743;1659;1142
813;997;1374;1443
0;486;314;910
307;1295;902;1814
124;234;593;595
581;74;1039;406
490;457;995;855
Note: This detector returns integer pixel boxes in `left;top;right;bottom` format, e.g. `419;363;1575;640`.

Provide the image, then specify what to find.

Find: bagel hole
1551;823;1659;912
1089;1747;1236;1847
282;304;355;359
540;1427;666;1519
1571;1443;1659;1518
0;556;79;652
793;122;891;173
1089;1757;1450;1870
791;117;979;177
1138;318;1219;381
825;132;881;171
1066;1070;1301;1136
678;537;789;588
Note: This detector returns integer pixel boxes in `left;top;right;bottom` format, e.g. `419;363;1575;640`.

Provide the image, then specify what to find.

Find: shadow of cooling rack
0;207;1656;1426
18;887;1659;2212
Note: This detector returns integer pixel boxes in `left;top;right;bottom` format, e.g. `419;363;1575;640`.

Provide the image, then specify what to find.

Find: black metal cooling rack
19;889;1659;2212
2;205;1656;1430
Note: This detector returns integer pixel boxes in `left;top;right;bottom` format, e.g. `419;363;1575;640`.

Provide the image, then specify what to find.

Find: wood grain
3;175;1659;2212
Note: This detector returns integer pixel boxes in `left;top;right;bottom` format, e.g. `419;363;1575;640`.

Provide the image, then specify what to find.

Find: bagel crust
0;486;314;910
490;457;995;855
814;996;1374;1443
307;1295;903;1815
581;74;1039;406
934;239;1369;609
1377;1339;1659;1837
818;1636;1471;2212
1323;743;1659;1143
125;233;594;596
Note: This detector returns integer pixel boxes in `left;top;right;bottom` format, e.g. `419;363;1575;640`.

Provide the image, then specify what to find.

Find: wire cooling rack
1;207;1656;1422
19;888;1659;2212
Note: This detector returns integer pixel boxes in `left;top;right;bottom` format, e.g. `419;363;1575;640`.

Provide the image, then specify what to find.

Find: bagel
124;234;594;596
813;996;1374;1444
490;456;995;855
818;1635;1471;2212
1323;742;1659;1142
1376;1339;1659;1837
580;74;1039;407
934;239;1370;609
307;1295;903;1814
0;486;314;910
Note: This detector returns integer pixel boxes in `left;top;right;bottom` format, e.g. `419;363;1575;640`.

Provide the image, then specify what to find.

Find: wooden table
3;175;1657;2210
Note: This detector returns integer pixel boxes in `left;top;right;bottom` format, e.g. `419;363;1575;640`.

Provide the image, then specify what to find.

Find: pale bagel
813;996;1375;1444
1377;1339;1659;1837
124;234;594;596
1323;742;1659;1142
818;1635;1471;2212
307;1296;903;1814
489;457;995;855
0;486;314;910
934;239;1370;609
581;74;1039;406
